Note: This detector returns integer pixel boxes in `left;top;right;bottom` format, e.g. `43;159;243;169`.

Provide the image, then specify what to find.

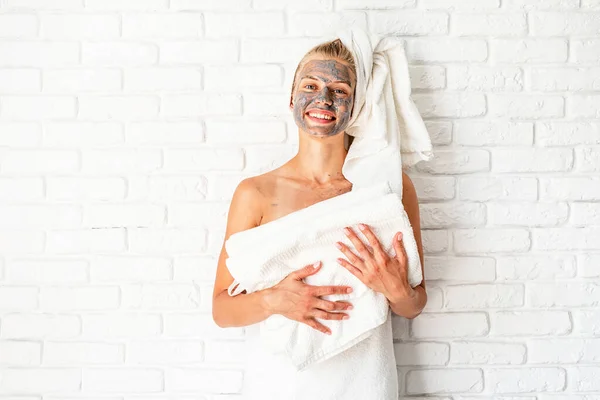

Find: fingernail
346;287;353;293
343;227;351;235
313;261;321;268
359;223;366;230
347;304;353;310
335;242;343;250
327;330;332;335
343;315;349;320
398;232;403;241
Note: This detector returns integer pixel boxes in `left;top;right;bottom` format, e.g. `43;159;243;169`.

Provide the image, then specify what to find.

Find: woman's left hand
335;223;416;303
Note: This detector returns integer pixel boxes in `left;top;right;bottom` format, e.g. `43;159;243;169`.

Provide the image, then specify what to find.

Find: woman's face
291;56;356;138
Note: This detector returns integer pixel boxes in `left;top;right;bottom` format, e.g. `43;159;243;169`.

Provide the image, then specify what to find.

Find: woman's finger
343;226;372;259
302;317;331;335
358;223;387;258
312;309;349;321
393;231;408;268
335;240;363;266
336;257;364;279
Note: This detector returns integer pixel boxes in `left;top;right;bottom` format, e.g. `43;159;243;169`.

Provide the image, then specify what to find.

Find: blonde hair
289;38;357;106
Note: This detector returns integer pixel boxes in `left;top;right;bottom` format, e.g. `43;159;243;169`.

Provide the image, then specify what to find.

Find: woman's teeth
308;112;334;120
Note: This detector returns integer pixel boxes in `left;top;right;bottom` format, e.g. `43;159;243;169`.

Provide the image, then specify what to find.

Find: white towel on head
335;28;434;194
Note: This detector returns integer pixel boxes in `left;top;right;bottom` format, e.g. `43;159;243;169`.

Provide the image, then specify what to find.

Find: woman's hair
289;38;357;106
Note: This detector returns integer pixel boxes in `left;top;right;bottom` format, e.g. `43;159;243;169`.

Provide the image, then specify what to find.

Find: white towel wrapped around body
226;181;422;371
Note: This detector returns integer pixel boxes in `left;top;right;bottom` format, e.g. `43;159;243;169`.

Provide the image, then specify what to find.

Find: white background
0;0;599;398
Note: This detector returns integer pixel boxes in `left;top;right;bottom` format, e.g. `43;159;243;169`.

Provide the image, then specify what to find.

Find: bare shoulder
401;171;419;209
225;176;265;236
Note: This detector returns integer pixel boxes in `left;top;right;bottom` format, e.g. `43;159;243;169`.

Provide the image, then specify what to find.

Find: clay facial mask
292;59;355;137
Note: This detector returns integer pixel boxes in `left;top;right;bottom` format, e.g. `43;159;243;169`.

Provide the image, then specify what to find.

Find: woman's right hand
263;261;354;335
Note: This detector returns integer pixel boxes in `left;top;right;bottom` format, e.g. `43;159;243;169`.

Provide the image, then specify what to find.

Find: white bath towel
226;181;423;371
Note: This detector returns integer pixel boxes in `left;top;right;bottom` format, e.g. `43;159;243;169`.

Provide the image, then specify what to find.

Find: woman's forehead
298;57;356;86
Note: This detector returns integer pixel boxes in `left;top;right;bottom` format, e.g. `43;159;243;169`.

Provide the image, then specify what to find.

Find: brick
487;368;566;393
2;314;80;338
83;314;161;338
491;311;571;336
489;202;568;226
167;368;243;393
124;67;202;91
44;69;121;92
394;342;449;366
454;121;532;146
78;96;159;120
492;148;572;172
291;12;369;37
572;202;600;225
0;205;80;229
419;0;499;9
40;286;119;311
410;66;446;90
573;311;600;335
203;340;245;364
161;94;241;117
568;367;600;392
121;283;200;310
44;122;123;147
527;282;600;307
172;0;251;10
128;340;204;364
44;342;123;364
122;13;203;38
173;256;217;282
46;228;126;254
491;39;567;63
1;96;76;120
0;42;79;67
583;0;600;8
0;69;40;92
83;43;157;66
541;177;600;201
0;287;38;310
337;0;414;8
489;94;564;119
0;14;38;38
421;230;449;254
425;256;495;281
47;177;126;201
459;177;537;201
82;368;163;392
253;0;330;10
128;228;207;254
0;369;81;392
40;14;119;39
84;204;165;228
568;95;600;118
0;177;43;201
579;254;600;278
448;66;523;92
2;149;79;173
205;120;286;144
406;38;487;62
4;0;82;8
413;93;486;118
529;339;600;363
0;341;41;365
572;39;600;63
206;12;285;37
505;0;579;8
243;93;290;117
83;149;161;174
168;202;228;228
532;227;600;250
415;150;489;175
370;11;448;35
451;342;526;365
129;175;207;202
0;122;41;146
164;313;244;338
575;148;600;172
8;259;88;284
529;67;600;91
452;13;527;36
91;256;170;283
445;284;524;309
420;203;485;228
454;229;530;253
241;38;322;63
536;122;600;145
127;121;204;145
204;65;282;91
413;176;455;201
160;40;238;64
406;369;483;394
164;148;243;172
411;313;489;338
85;0;167;9
531;12;600;36
0;230;45;254
497;255;576;280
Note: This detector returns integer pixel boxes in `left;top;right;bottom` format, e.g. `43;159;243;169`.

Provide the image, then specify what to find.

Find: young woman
212;38;427;399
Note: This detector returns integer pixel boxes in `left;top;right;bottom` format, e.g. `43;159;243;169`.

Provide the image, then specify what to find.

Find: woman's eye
304;84;316;90
334;89;346;94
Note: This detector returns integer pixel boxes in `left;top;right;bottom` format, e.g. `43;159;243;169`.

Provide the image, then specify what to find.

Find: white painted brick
448;66;523;92
0;14;38;38
445;284;524;309
122;13;203;38
84;204;165;228
454;121;532;146
161;94;241;117
2;149;79;173
406;38;487;62
288;12;368;37
423;286;444;311
203;173;246;201
415;149;489;175
420;203;485;228
0;122;41;146
489;94;564;119
393;342;449;366
0;369;81;392
44;122;123;147
241;145;296;173
413;176;455;201
160;40;238;64
127;122;203;145
91;256;170;283
486;368;566;393
491;39;568;63
164;313;244;338
491;311;571;336
0;341;41;365
425;256;496;281
528;282;600;307
44;342;123;364
128;340;204;364
2;314;80;338
128;228;207;254
82;314;161;338
206;12;285;37
172;0;251;10
406;369;483;394
44;69;122;92
166;368;243;393
82;368;163;392
47;177;126;201
529;67;600;91
0;230;45;254
46;228;126;254
83;149;161;174
0;205;80;229
85;0;167;10
0;68;40;92
0;177;44;201
204;65;282;91
168;202;228;228
579;254;600;278
529;339;600;363
83;43;157;66
124;67;202;91
450;342;526;365
243;93;290;117
453;229;530;253
0;42;79;67
410;66;446;90
164;148;243;172
337;0;415;8
572;39;600;63
8;259;88;284
78;96;159;120
129;176;207;202
531;12;600;36
1;96;76;120
568;367;600;392
575;148;600;172
205;120;286;144
537;122;600;145
419;0;499;9
0;287;37;310
40;286;119;311
173;256;216;282
4;0;82;9
421;229;449;254
370;11;448;35
489;202;569;226
568;95;600;118
505;0;579;9
497;255;577;280
583;0;600;8
40;14;119;39
573;310;600;335
241;38;322;63
121;283;200;310
492;148;572;172
253;0;331;10
541;177;600;201
204;340;245;364
537;396;600;400
452;13;527;36
572;202;600;225
533;227;600;250
411;313;489;338
413;93;486;118
459;176;537;201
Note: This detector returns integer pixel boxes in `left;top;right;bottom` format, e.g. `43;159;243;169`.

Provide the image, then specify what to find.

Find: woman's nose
316;89;333;105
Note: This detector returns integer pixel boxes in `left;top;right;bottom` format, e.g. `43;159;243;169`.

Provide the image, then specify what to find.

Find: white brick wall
0;0;599;398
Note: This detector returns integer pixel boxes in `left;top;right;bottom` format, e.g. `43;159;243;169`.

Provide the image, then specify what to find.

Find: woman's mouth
305;111;336;124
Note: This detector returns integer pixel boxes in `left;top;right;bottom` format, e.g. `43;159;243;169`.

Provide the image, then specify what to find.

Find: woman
212;38;428;399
